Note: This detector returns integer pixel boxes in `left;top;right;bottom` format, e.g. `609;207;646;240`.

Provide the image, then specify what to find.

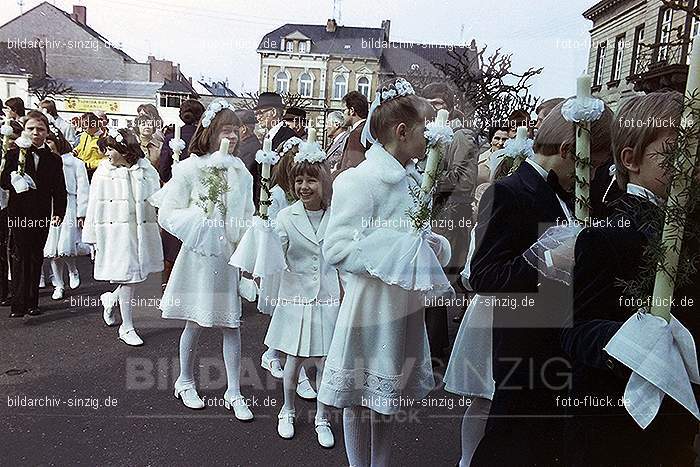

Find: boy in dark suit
563;91;699;466
469;99;613;466
1;110;67;317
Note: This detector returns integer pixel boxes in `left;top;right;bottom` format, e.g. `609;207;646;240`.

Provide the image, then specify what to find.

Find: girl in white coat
317;78;451;467
264;154;340;448
83;128;164;346
44;130;90;300
148;101;255;421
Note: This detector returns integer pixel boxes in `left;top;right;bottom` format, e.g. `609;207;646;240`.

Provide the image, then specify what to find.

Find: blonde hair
611;91;682;188
533;98;613;167
370;79;433;145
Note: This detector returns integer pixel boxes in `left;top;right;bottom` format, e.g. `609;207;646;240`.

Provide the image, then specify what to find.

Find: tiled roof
380;42;478;78
258;23;385;59
199;81;238;97
0;41;44;76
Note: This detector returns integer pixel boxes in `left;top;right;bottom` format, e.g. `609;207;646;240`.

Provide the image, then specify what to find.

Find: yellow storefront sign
65;98;120;113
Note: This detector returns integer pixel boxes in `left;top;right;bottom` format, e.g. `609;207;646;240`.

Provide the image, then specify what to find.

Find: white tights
281;355;328;420
177;320;242;396
113;284;134;331
459;397;492;467
343;406;394;467
49;257;78;288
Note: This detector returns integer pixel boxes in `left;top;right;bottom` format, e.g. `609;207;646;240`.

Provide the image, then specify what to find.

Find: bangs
290;161;326;180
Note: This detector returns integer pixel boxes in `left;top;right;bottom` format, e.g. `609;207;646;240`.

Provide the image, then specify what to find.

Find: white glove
10;171;36;193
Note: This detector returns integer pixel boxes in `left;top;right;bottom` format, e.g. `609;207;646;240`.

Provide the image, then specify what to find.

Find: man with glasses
254;92;296;150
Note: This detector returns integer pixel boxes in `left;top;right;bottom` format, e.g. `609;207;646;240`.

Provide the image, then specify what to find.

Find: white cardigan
276;200;339;302
62;153;89;217
83;158;163;282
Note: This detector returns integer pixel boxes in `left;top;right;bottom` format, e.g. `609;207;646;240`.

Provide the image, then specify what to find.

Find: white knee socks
178;321;202;386
459;397;492;467
343;406;371;467
222;327;242;398
116;285;134;331
370;410;394;467
50;258;64;288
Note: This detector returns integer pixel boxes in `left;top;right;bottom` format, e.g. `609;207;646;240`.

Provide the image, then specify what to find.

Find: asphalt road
0;257;467;466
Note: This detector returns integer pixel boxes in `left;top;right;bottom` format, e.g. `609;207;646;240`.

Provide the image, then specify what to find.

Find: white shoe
100;292;117;326
174;383;204;410
51;287;64;300
39;274;45;288
315;418;335;448
297;376;317;400
118;327;143;346
223;393;254;421
261;353;284;379
68;269;80;289
277;410;295;439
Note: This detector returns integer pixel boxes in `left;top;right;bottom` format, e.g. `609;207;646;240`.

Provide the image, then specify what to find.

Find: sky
0;0;597;100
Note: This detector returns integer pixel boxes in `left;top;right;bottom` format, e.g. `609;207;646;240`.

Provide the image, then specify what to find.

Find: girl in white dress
148;100;255;421
264;152;339;448
83;128;163;346
44;130;90;300
317;78;451;466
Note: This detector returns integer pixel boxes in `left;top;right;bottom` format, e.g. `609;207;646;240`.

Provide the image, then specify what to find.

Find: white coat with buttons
83;158;164;283
276;200;339;303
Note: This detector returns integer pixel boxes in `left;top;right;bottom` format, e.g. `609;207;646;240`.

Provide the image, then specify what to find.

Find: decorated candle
308;127;317;143
649;44;700;322
575;74;592;221
259;137;273;218
218;137;230;155
421;109;450;194
174;124;181;142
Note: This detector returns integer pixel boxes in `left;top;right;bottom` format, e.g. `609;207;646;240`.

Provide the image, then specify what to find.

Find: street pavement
0;257;466;466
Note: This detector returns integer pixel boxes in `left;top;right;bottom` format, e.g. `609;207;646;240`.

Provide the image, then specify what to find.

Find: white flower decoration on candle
0;122;13;137
294;141;326;164
281;136;303;154
14;131;32;149
503;136;535;159
108;128;124;143
561;96;605;123
424;120;454;149
201;99;232;128
168;138;186;152
255;145;280;165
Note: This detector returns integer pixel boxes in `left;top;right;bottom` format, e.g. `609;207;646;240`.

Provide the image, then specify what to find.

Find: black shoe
9;310;25;318
28;308;42;316
0;297;13;307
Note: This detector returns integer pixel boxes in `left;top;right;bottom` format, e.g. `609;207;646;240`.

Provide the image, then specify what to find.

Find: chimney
326;19;337;33
381;19;391;42
71;5;87;26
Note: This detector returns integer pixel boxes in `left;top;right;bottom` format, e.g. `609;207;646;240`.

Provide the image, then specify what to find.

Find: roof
0;41;44;77
198;81;238;97
582;0;630;20
0;2;138;64
380;42;478;79
56;79;162;98
158;76;198;96
258;23;385;59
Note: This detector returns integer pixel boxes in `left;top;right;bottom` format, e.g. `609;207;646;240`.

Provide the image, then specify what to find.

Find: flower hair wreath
202;99;233;128
294;140;327;164
108;127;124;143
361;78;416;146
282;136;303;154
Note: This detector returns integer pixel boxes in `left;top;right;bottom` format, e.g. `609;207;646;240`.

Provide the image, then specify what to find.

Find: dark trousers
425;305;448;360
0;208;9;298
10;226;49;314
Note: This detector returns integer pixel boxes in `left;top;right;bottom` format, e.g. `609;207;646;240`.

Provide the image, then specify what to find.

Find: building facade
584;0;699;109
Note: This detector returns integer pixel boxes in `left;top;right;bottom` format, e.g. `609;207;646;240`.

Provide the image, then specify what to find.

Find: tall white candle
650;43;700;322
218;137;230;155
259;138;273;218
174;124;181;141
308;127;317;143
515;126;528;141
421;109;450;194
575;74;593;221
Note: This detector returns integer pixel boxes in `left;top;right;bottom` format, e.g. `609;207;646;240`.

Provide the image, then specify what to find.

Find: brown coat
332;120;368;179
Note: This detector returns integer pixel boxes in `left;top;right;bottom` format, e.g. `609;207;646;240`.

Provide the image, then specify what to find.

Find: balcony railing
628;34;691;92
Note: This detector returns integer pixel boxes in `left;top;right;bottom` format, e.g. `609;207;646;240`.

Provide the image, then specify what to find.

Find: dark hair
506;109;530;129
289;161;333;210
40;99;58;117
7;120;22;137
342;91;369;119
24;110;50;131
80;112;100;129
137;104;161;119
536;98;565;117
271;141;299;198
488;126;509;140
134;113;164;134
5;97;25;117
422;82;455;111
188;108;241;156
370;79;431;145
46;128;73;155
97;128;144;166
180;99;205;125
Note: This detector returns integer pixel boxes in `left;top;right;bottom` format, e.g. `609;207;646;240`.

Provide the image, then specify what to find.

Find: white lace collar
627;183;664;207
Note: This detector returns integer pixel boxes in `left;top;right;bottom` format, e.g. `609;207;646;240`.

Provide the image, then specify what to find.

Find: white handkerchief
604;312;700;429
10;171;36;193
229;216;287;278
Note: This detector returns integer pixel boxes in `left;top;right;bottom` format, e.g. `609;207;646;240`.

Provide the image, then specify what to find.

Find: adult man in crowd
40;99;78;146
477;126;510;185
325;111;348;170
333;91;369;178
421;81;480;362
235;109;262;208
254;92;296;150
283;107;307;139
